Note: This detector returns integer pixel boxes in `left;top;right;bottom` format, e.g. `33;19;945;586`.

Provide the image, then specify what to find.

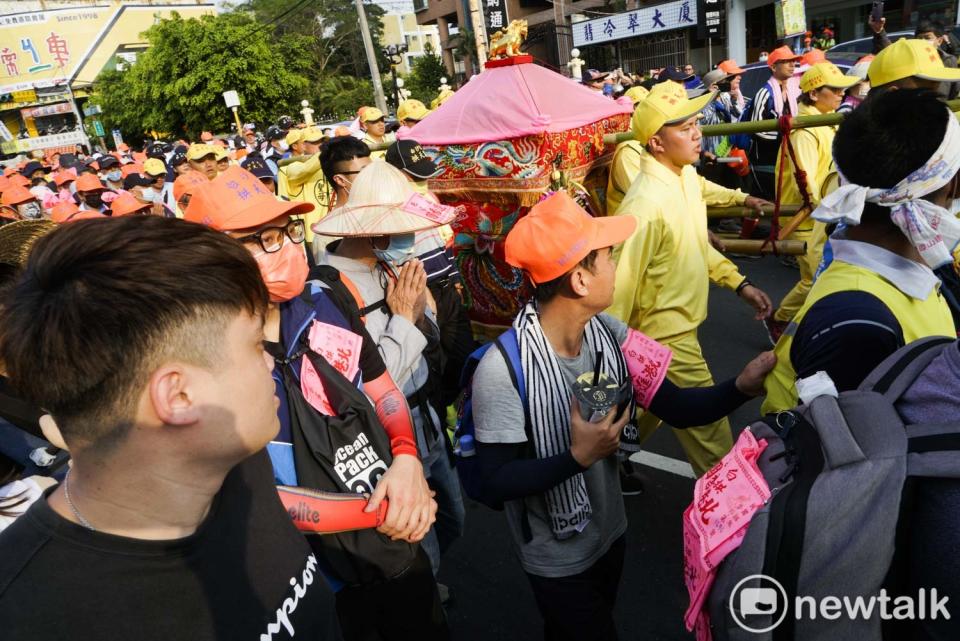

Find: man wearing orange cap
748;45;802;199
185;167;444;639
610;81;773;477
765;62;861;343
470;191;773;639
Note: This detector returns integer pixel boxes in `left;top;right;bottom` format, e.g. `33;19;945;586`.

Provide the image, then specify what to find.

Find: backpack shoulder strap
858;336;955;401
309;264;385;324
494;326;535;543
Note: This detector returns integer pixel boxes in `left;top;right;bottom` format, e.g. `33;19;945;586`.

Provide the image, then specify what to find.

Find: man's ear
647;134;665;155
569;266;591;298
148;364;202;427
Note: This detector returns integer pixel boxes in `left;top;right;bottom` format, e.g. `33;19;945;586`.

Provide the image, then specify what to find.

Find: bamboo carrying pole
603;98;960;146
720;239;807;256
707;204;802;218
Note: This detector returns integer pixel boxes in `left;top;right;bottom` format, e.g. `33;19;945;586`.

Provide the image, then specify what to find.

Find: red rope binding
766;114;815;255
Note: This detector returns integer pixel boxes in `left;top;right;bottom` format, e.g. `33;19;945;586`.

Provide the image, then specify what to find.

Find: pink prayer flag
621;328;673;409
307;321;362;383
682;428;771;639
400;193;455;225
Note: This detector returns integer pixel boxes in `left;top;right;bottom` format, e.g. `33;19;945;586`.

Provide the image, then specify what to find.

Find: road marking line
629;451;696;479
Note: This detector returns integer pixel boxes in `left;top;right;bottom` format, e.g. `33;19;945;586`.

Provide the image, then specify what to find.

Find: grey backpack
706;336;960;641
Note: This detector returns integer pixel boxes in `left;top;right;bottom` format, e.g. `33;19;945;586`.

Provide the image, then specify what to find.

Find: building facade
382;13;443;75
0;0;213;156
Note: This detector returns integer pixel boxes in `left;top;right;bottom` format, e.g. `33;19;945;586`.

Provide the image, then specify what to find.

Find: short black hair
834;89;950;225
320;136;371;185
534;250;599;303
835;89;948;189
915;19;945;37
0;217;268;449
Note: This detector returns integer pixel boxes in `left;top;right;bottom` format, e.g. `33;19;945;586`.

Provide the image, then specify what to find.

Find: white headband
813;109;960;269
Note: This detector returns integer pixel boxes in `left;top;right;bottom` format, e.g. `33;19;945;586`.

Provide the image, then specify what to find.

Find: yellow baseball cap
143;158;167;177
799;62;861;93
361;107;385;123
631;81;714;145
285;129;302;146
868;38;960;87
213;146;228;161
624;86;650;106
397;99;428;122
301;127;324;143
186;143;217;161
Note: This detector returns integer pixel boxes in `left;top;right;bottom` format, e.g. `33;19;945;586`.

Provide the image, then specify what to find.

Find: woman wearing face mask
0;186;44;221
313;162;467;590
184;166;446;639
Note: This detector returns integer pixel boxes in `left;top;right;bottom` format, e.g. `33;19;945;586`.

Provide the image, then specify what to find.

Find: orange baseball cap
717;59;745;74
53;168;77;186
767;45;802;67
800;48;827;67
50;201;107;224
7;174;29;188
121;163;144;178
505;192;636;284
184;165;314;231
1;185;37;207
3;167;15;177
0;175;10;192
173;171;209;203
110;193;151;217
75;173;106;192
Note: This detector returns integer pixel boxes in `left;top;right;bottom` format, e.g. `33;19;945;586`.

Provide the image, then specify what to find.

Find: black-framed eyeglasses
236;219;305;253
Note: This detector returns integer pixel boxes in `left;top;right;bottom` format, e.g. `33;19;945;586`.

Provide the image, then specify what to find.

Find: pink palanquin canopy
397;58;632;146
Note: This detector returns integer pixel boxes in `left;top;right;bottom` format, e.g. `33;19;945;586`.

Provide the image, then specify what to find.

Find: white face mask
279;140;290;152
141;187;158;203
18;201;42;219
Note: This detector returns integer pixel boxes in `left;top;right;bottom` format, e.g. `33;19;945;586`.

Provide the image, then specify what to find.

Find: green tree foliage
313;76;376;122
93;11;308;139
405;46;446;105
244;0;389;86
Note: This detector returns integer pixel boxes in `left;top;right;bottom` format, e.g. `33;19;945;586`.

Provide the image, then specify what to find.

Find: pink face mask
253;238;309;303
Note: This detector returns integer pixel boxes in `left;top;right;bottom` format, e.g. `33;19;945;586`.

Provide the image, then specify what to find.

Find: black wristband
736;279;753;295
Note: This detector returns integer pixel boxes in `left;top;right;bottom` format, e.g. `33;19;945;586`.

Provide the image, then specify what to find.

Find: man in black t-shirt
0;217;342;640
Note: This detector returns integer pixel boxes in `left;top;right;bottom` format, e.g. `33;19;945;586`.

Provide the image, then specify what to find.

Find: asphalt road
439;255;799;641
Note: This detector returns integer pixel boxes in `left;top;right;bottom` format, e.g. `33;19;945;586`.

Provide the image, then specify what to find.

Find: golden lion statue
488;19;528;59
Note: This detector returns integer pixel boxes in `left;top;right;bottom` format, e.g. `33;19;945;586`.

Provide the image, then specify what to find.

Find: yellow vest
762;259;954;413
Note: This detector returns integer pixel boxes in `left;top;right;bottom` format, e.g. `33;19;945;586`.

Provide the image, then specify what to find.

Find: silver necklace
63;469;96;531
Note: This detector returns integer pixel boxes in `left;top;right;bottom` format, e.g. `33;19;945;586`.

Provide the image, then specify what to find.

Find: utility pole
554;0;571;67
467;0;487;69
354;0;388;113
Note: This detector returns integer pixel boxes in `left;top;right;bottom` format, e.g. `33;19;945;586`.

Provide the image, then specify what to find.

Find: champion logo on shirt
261;554;318;640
